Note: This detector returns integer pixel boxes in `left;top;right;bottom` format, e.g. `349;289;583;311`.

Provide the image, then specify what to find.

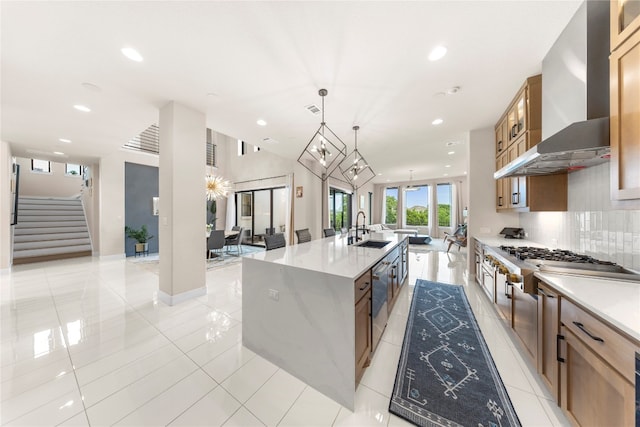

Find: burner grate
498;245;615;265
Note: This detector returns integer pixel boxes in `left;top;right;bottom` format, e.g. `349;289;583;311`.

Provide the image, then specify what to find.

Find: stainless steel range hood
495;0;610;179
494;117;609;178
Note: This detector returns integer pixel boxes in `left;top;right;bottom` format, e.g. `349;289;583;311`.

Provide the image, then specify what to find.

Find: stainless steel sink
354;240;391;249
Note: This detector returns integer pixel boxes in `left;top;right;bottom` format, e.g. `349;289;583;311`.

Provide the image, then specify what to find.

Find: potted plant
125;225;154;254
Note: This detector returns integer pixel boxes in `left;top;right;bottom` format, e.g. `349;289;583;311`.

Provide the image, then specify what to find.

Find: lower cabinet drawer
561;298;638;383
354;271;372;303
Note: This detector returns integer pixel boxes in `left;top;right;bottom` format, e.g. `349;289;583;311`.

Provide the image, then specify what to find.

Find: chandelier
205;174;231;200
337;125;375;189
297;89;347;180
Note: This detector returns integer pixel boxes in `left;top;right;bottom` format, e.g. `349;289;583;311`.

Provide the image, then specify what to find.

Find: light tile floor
0;249;569;426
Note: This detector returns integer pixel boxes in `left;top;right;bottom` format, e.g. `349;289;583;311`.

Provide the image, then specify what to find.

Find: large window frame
404;185;429;227
384;187;398;226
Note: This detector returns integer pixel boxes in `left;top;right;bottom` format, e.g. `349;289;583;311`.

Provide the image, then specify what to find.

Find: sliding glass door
235;187;287;246
329;188;352;231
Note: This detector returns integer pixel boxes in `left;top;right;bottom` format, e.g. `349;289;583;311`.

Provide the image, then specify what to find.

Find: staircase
13;197;92;265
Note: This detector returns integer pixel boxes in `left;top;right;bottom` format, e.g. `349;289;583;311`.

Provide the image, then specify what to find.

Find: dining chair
225;227;244;255
264;233;286;251
295;228;312;244
207;230;226;259
265;227;275;236
323;228;336;237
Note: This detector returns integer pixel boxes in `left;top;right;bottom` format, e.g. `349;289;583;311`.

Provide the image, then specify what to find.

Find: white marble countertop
534;272;640;344
244;234;406;280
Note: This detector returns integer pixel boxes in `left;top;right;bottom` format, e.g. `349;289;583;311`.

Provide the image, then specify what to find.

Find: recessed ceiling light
443;173;449;176
377;173;382;176
432;118;443;125
445;141;460;146
386;179;390;182
73;104;91;113
53;151;64;156
445;165;451;168
428;45;447;61
256;119;267;126
59;138;72;143
121;47;143;62
446;86;461;95
464;171;468;175
448;151;455;155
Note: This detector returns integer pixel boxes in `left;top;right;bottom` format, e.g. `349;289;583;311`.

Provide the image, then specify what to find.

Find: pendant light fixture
297;89;347;180
336;125;376;189
405;169;419;191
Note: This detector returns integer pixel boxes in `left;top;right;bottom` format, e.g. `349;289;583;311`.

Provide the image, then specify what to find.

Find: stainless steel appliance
371;259;390;352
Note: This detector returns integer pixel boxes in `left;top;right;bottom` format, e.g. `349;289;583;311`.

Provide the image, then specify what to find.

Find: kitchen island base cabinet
354;271;372;384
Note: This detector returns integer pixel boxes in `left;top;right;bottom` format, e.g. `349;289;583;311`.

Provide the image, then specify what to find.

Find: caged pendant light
297;89;347;180
336;125;375;189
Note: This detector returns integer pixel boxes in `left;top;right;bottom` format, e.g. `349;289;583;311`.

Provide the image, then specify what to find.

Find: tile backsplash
520;163;640;271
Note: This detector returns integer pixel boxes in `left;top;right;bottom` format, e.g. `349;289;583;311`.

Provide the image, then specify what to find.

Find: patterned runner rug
389;279;521;427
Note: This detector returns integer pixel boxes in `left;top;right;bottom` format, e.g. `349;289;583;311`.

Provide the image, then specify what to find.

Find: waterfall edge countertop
243;233;407;279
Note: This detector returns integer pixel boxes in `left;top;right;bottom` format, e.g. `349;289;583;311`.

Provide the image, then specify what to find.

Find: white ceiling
1;1;581;184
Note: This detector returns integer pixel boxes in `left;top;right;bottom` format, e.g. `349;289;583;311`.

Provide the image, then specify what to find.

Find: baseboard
158;286;206;306
99;253;126;260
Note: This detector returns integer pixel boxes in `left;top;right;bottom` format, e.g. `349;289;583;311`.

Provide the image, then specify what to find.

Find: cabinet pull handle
537;288;555;298
359;283;370;291
572;322;604;343
556;334;565;363
498;196;503;207
512;192;520;205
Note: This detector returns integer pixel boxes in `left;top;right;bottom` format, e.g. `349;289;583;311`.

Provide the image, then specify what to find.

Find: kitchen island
242;234;408;410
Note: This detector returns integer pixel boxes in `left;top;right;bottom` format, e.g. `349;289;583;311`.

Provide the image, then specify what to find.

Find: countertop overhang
243;234;407;279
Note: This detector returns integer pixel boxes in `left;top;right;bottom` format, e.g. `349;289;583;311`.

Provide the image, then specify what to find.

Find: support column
158;101;206;305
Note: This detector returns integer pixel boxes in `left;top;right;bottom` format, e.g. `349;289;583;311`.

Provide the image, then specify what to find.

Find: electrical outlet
268;289;279;301
524;232;529;237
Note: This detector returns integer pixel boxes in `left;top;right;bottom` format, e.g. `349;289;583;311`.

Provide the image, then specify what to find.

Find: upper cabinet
610;1;640;200
494;75;567;212
610;0;640;50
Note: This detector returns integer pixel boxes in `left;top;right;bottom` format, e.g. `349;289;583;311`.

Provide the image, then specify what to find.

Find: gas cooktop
499;245;616;265
498;245;640;281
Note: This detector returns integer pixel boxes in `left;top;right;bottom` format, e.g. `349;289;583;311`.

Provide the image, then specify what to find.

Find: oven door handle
505;282;513;299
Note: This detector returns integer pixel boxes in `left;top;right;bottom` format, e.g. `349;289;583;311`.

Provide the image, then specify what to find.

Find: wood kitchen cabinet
536;282;560;403
559;299;638;426
610;0;640;50
610;24;640;200
494;75;566;211
354;271;372;383
512;285;537;364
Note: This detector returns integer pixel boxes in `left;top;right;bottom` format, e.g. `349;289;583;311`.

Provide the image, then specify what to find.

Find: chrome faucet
355;210;366;242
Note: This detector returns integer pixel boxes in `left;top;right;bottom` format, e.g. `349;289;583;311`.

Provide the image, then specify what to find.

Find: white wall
467;128;519;274
0;141;12;269
521;163;640;270
81;163;99;254
98;149;159;257
15;157;84;197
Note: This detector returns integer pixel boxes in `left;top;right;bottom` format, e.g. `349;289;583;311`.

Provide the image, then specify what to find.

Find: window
437;183;452;227
65;164;82;176
385;187;398;225
31;159;50;173
237;140;246;156
405;185;429;226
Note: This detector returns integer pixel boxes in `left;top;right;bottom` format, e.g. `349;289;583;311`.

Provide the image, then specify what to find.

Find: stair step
18;198;81;206
14;221;88;228
14;226;88;235
19;206;84;213
18;214;85;222
13;245;93;259
13;238;91;250
14;232;90;243
12;251;92;265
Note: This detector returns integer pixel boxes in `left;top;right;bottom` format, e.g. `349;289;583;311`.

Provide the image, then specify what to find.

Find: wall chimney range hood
495;0;610;179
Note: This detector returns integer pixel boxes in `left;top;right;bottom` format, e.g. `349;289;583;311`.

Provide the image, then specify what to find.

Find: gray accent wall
124;162;159;256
